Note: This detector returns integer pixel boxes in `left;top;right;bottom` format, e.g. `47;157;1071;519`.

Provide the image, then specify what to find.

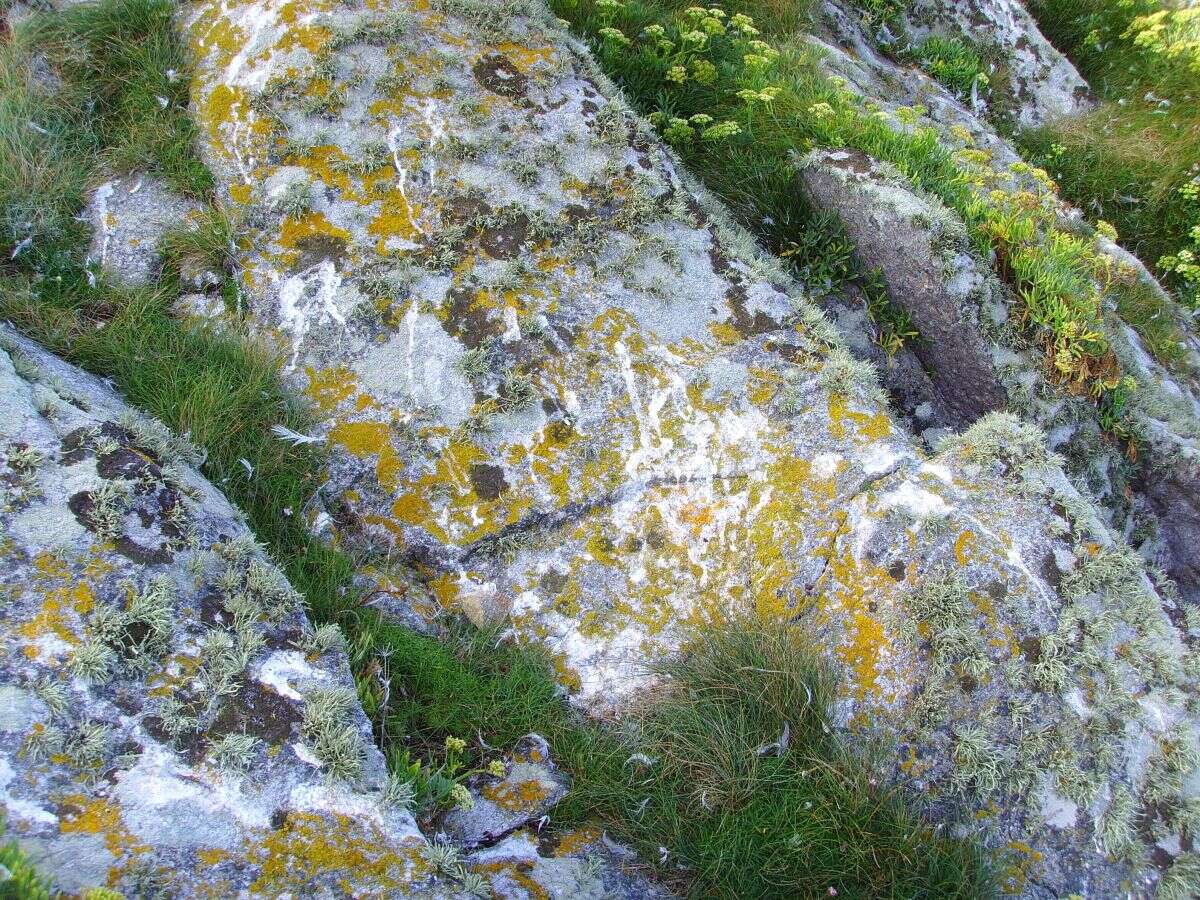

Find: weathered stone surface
445;734;567;849
181;0;1200;893
85;173;203;288
799;148;1010;429
899;0;1092;126
0;328;450;897
466;826;666;900
797;145;1200;607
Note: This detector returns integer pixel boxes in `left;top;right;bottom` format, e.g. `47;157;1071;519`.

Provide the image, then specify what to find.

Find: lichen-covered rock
813;0;1090;128
798;147;1200;607
799;148;1009;430
85;173;205;288
181;0;1200;892
445;734;567;849
0;328;450;896
898;0;1092;126
466;826;666;900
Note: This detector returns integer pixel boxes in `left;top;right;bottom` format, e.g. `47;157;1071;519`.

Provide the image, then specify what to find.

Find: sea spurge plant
1125;8;1200;76
1157;178;1200;310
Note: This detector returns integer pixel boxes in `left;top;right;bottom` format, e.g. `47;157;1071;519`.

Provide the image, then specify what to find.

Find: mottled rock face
85;174;204;288
0;329;434;896
799;148;1009;429
180;0;1200;892
901;0;1092;127
801;0;1200;606
797;140;1200;607
444;734;567;849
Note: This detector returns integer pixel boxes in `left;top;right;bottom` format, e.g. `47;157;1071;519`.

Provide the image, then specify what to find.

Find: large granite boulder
180;0;1200;893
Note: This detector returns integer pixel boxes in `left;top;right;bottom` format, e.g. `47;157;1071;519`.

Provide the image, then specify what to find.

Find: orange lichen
818;537;901;702
305;365;359;413
368;188;423;252
955;529;978;566
481;776;551;813
247;812;425;896
278;211;351;250
553;826;601;856
327;420;403;491
60;794;146;868
828;394;892;442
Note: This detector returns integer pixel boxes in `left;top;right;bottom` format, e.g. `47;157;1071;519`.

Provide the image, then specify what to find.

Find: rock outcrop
816;0;1092;128
0;328;434;896
180;0;1200;893
800;148;1011;431
794;1;1200;606
899;0;1092;126
0;329;661;898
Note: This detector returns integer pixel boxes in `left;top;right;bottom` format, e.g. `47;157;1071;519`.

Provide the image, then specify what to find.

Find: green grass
1022;0;1200;310
910;35;988;99
0;822;51;900
371;620;992;899
0;1;989;895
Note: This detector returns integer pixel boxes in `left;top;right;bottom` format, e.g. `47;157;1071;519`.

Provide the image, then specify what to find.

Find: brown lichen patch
211;677;303;748
477;214;531;260
246;811;425;895
469;463;509;501
472;53;529;100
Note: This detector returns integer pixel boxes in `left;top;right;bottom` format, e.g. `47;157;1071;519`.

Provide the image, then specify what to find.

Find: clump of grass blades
621;625;988;898
27;0;211;196
910;35;989;99
370;619;990;898
0;820;52;900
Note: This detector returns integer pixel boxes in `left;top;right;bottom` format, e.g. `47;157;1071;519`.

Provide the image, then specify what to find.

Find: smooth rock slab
85;173;203;287
799;147;1009;429
445;734;567;849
